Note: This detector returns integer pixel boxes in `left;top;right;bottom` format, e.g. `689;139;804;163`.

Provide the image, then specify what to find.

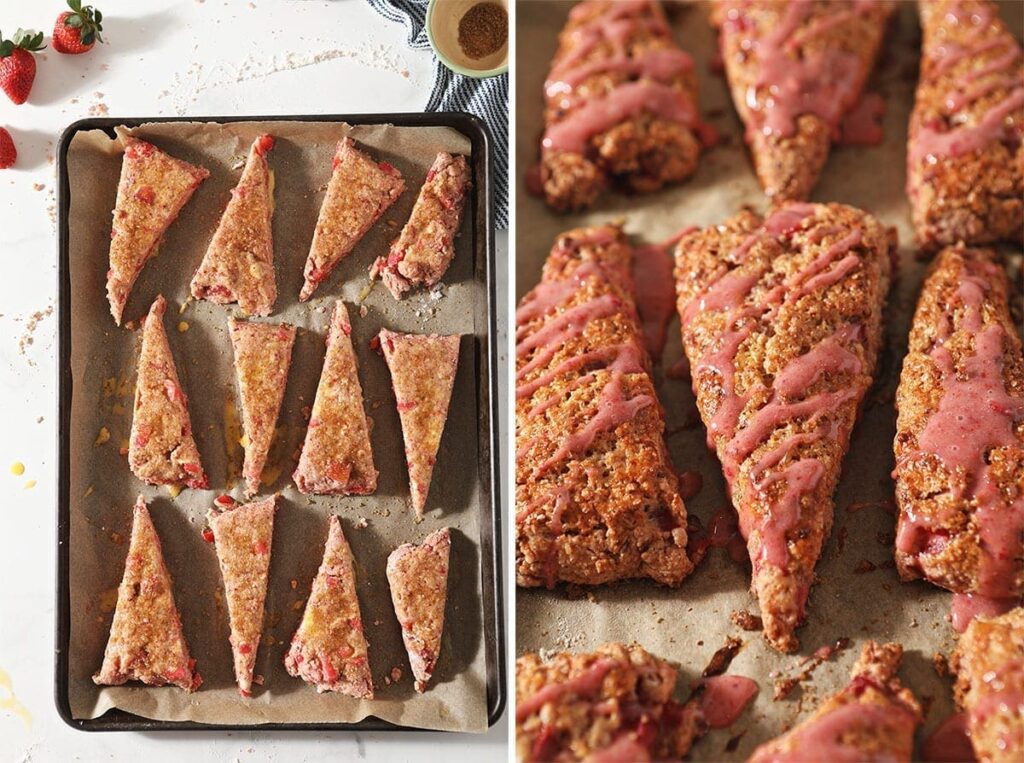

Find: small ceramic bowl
426;0;509;79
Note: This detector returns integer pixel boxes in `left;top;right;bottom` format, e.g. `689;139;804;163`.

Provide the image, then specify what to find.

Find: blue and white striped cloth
367;0;509;229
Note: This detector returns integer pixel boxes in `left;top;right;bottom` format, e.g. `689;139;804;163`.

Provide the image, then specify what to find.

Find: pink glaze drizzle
633;228;696;360
515;658;615;723
950;592;1021;632
920;712;976;763
838;92;886;146
699;675;759;728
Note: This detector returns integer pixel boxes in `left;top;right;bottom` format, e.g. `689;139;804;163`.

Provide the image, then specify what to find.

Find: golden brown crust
714;1;893;201
674;203;893;652
539;0;703;211
951;607;1024;763
893;246;1024;597
516;224;692;589
908;1;1024;250
515;642;701;762
749;641;922;762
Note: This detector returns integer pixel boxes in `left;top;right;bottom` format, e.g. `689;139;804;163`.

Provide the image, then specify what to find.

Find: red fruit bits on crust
106;134;209;325
386;528;451;693
208;496;277;696
94;496;202;692
285;516;373;698
299;137;405;301
128;295;208;490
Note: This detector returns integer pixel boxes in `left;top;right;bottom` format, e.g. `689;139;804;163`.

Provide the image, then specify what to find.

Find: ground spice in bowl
457;2;507;60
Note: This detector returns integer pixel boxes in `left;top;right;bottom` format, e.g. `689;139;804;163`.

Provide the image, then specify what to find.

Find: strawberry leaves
63;0;104;46
0;28;46;58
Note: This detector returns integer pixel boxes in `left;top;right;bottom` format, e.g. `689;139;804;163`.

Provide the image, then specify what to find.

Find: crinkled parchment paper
65;119;490;731
515;2;1023;759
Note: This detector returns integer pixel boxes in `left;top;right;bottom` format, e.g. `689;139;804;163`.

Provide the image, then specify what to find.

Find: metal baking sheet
55;113;503;732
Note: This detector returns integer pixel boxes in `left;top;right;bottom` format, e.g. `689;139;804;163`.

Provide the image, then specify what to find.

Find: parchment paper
65;119;490;731
515;2;1023;759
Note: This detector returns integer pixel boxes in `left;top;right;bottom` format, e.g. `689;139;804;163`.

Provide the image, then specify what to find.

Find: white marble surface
0;1;508;759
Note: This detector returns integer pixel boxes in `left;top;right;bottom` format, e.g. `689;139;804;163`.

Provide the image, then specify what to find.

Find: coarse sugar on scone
370;152;469;299
516;223;692;589
106;136;209;326
386;527;451;693
674;202;893;652
300;137;405;301
538;0;705;212
128;294;208;490
893;246;1024;599
712;1;893;201
907;0;1024;251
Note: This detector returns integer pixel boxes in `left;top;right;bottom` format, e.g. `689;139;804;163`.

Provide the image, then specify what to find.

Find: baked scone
712;1;894;201
106;136;209;326
94;496;202;692
300;137;405;301
129;294;208;490
516;224;692;589
190;134;277;316
538;0;705;212
748;642;922;762
951;607;1024;763
284;515;372;698
207;495;276;697
379;329;460;516
293;301;377;495
386;527;451;693
893;247;1024;602
369;152;470;299
229;318;296;497
674;203;893;652
907;0;1024;250
515;642;702;762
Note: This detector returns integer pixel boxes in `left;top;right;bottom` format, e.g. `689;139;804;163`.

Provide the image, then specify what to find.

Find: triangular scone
94;496;202;691
379;330;460;516
106;136;209;325
386;528;451;692
129;295;208;490
300;138;405;301
207;495;276;697
749;642;922;762
369;152;470;299
674;203;893;652
229;319;296;497
284;515;373;698
293;301;377;495
712;1;893;201
190;134;277;316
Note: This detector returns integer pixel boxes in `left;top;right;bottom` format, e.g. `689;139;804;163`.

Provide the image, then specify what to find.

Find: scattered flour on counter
17;303;54;366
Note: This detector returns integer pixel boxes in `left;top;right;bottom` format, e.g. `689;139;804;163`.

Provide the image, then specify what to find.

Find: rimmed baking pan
55;113;504;732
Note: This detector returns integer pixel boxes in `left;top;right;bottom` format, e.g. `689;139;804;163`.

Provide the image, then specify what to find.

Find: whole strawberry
0;29;45;105
52;0;104;55
0;128;16;169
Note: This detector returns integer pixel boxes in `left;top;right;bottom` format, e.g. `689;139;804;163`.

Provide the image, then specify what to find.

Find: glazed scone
369;152;470;299
749;642;922;762
516;642;701;762
106;136;209;326
379;329;460;516
128;294;207;490
516;224;692;589
190;134;277;316
293;301;377;495
300;137;405;301
893;246;1023;601
229;318;296;497
674;203;894;652
951;607;1024;763
713;1;894;201
907;0;1024;250
539;0;706;212
207;495;276;697
386;527;451;693
94;496;202;692
284;515;372;698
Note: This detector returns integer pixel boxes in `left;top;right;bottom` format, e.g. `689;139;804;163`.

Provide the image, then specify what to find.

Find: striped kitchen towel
367;0;508;229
